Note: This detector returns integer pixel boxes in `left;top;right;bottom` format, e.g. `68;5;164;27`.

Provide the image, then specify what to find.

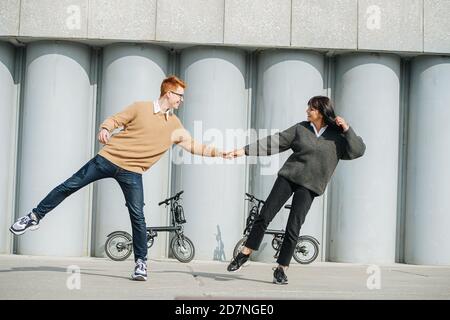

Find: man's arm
98;102;139;144
173;128;223;157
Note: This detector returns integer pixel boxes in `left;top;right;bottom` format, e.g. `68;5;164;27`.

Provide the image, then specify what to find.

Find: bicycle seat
158;190;184;206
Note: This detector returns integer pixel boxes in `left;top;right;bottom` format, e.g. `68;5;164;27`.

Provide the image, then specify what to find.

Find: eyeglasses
170;91;184;100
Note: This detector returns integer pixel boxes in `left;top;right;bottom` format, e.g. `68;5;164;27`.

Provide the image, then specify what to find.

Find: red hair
160;76;186;97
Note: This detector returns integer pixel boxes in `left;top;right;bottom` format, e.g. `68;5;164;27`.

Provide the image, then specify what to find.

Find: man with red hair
10;75;224;281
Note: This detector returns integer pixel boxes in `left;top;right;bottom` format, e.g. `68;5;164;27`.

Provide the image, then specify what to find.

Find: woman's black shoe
227;252;250;272
273;266;288;284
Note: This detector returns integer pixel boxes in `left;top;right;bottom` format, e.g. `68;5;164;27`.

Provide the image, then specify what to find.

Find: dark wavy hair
307;96;342;132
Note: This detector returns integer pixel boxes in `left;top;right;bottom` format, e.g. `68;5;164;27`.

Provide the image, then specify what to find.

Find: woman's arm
243;124;298;156
334;116;366;160
341;127;366;160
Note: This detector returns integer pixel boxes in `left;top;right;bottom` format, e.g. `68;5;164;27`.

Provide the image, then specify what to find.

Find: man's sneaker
9;212;40;235
227;252;250;272
273;266;288;285
131;259;147;281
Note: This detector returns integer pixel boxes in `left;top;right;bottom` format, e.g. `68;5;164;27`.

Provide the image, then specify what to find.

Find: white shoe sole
131;275;147;281
273;278;288;285
9;224;39;236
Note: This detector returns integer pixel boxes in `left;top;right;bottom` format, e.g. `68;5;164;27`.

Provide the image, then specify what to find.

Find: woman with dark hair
226;96;366;284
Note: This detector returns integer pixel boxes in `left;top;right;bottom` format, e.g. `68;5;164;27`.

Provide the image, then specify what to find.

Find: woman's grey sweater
244;121;366;196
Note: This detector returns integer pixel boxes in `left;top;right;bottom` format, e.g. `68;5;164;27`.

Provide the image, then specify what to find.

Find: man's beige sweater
98;101;184;174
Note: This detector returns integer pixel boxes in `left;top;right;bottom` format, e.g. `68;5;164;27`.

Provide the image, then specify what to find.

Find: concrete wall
1;0;450;265
177;47;248;261
17;41;93;256
0;42;17;254
405;56;450;265
329;53;400;264
1;0;450;54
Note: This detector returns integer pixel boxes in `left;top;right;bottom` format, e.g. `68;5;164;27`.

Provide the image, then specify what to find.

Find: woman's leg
227;176;295;272
276;185;316;267
244;176;295;252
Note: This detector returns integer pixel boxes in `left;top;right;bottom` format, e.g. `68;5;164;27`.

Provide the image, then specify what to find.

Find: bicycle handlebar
245;193;265;205
158;190;184;206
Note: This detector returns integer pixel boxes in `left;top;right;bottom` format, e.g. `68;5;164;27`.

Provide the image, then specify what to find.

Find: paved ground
1;254;449;300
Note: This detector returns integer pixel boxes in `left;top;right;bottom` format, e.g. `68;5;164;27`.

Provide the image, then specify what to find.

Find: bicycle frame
243;194;264;236
243;194;320;245
105;190;196;263
148;195;186;241
231;193;320;264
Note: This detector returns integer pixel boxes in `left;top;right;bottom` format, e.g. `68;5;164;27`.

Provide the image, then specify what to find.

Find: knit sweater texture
98;101;184;174
244;121;366;195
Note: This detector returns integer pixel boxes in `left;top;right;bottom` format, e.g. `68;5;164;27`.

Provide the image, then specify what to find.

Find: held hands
215;150;228;158
335;116;349;132
98;128;111;145
210;148;244;159
224;148;245;159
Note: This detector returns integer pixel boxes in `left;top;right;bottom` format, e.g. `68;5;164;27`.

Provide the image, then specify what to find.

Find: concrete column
251;50;326;263
330;53;400;263
17;41;92;256
0;42;17;254
94;44;170;259
178;47;248;261
405;56;450;265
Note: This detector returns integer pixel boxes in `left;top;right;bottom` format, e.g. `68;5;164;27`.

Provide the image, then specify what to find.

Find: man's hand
98;128;110;145
335;116;349;132
225;148;245;159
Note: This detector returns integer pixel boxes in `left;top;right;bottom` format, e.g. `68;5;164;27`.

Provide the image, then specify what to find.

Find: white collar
309;122;328;137
153;100;171;120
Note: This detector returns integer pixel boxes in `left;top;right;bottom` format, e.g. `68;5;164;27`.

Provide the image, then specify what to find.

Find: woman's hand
335;116;349;132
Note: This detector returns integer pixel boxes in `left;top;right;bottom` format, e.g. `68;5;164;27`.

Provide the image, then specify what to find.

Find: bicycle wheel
233;237;247;259
170;236;195;263
147;230;157;248
293;236;319;264
105;231;133;261
147;237;154;249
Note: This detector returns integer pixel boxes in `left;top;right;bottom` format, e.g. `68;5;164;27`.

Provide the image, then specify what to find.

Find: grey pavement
0;254;449;300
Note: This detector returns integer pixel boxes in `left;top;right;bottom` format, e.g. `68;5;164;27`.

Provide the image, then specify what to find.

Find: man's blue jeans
33;154;147;262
